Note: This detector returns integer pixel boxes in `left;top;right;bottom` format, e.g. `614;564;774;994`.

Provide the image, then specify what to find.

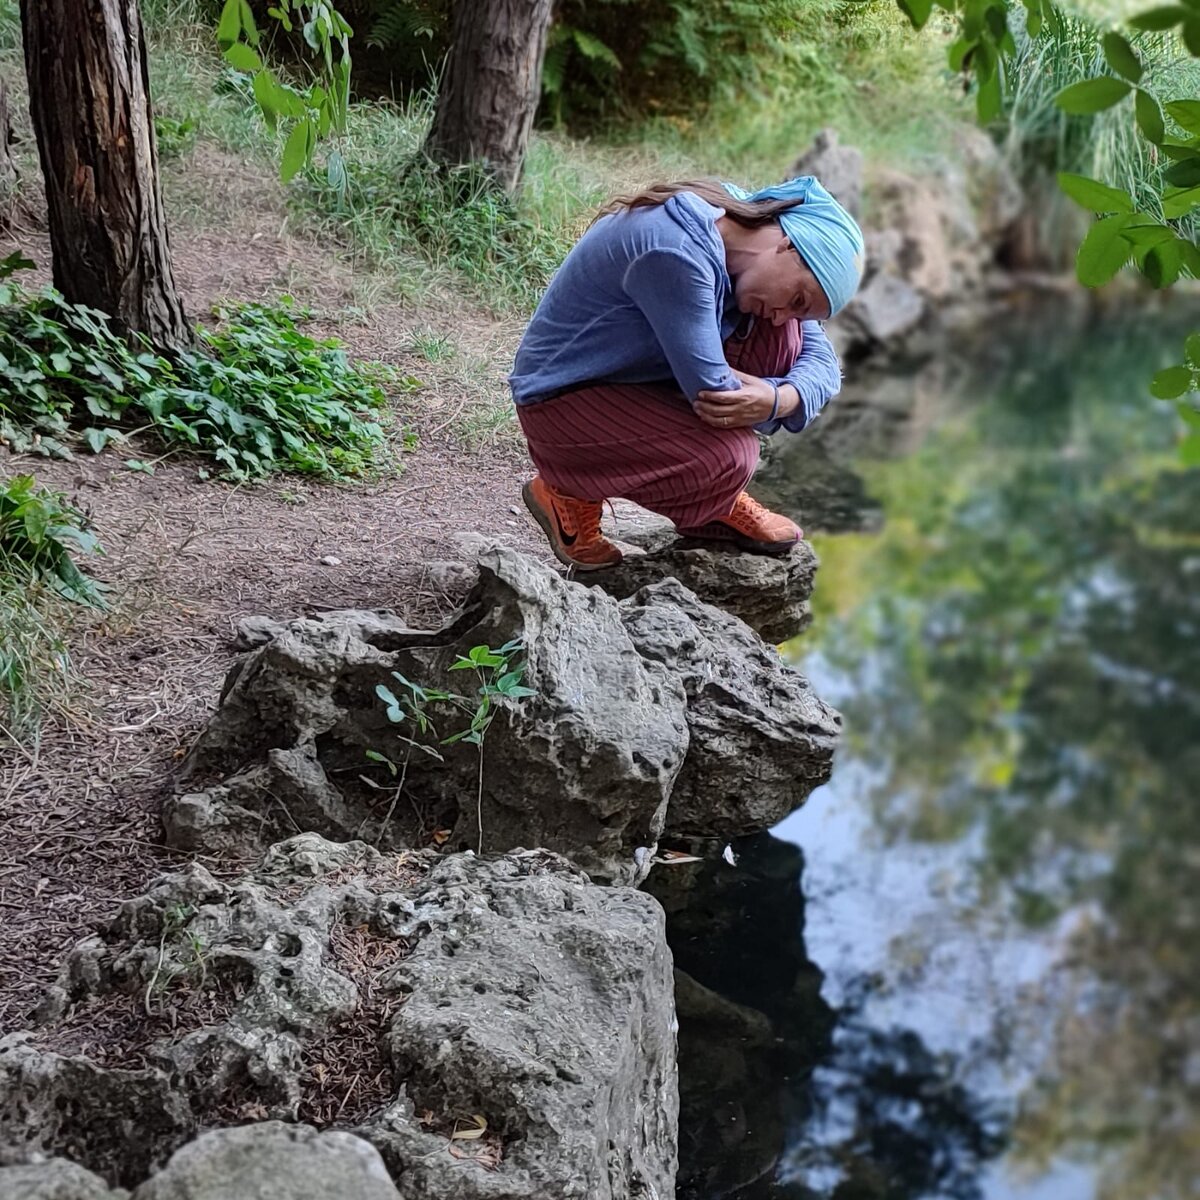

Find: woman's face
733;232;832;326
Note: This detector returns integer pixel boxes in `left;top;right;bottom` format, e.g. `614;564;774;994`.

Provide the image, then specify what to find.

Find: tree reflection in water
663;306;1198;1200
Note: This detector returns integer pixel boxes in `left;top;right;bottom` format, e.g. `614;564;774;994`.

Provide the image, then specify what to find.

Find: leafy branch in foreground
894;0;1198;433
0;258;415;481
217;0;354;191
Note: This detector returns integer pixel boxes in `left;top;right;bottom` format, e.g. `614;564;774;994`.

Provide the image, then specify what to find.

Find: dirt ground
0;169;556;1031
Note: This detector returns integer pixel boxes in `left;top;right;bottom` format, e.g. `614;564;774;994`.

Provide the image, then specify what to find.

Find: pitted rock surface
173;548;837;875
1;836;677;1200
621;579;840;839
0;1159;128;1199
176;548;686;884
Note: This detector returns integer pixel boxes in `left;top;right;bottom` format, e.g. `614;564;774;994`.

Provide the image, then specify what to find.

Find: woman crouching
509;175;864;570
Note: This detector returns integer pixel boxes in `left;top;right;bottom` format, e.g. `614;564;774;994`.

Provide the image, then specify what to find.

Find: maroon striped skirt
517;317;801;529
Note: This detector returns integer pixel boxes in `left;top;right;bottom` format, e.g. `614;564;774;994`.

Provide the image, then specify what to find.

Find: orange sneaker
677;492;802;555
521;476;623;571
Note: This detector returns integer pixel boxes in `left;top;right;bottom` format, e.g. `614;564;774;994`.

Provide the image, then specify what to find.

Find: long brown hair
593;178;802;228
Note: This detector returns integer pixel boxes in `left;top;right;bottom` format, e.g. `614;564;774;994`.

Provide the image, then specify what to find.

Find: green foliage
0;476;105;608
372;640;535;851
306;153;574;310
0;476;104;744
218;0;353;183
373;640;533;755
918;0;1199;435
0;262;408;481
154;113;201;159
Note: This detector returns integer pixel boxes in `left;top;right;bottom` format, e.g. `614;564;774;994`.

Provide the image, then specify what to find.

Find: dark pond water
655;301;1200;1200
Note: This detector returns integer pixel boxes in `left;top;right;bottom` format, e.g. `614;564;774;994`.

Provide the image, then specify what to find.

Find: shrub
0;475;104;742
0;258;414;481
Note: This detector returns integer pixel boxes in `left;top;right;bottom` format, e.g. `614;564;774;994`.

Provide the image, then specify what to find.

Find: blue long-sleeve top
508;191;843;434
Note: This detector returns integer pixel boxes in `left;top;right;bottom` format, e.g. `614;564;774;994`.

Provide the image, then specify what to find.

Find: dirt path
0;207;552;1029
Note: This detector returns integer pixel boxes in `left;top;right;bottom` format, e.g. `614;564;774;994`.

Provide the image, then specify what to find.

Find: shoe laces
554;490;604;542
729;491;771;529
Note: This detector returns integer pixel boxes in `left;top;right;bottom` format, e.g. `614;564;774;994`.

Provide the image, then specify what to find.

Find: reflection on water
665;304;1200;1200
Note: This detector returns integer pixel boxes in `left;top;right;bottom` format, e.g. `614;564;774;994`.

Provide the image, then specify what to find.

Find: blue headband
723;176;865;316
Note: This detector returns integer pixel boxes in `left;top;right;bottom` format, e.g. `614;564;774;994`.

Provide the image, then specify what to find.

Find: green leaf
1150;365;1193;398
375;683;405;722
239;0;259;44
1162;184;1200;218
1120;222;1177;249
1143;239;1183;287
1056;172;1135;213
1186;333;1200;365
1180;432;1200;465
569;29;622;69
216;0;242;44
897;0;935;29
1102;31;1142;82
1076;213;1134;286
1165;157;1200;186
1128;5;1188;29
1166;100;1200;133
1055;77;1132;114
280;120;310;183
948;36;974;72
82;427;121;453
977;62;1003;122
1136;89;1166;144
223;42;262;73
252;70;279;127
1185;17;1200;53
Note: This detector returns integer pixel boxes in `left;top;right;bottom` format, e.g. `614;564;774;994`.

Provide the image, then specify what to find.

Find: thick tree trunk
20;0;190;349
424;0;554;194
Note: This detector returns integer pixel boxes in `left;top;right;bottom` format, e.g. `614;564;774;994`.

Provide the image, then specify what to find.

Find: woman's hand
696;369;797;429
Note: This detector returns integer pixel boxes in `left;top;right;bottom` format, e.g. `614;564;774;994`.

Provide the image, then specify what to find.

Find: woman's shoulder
585;192;723;262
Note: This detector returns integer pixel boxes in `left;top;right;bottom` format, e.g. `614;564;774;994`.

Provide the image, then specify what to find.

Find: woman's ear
775;234;793;256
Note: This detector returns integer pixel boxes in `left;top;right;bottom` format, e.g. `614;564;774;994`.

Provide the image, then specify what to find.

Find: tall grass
1002;15;1200;264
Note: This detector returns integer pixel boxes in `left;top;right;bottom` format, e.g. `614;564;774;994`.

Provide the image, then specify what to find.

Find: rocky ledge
169;546;838;883
2;544;838;1199
1;835;675;1198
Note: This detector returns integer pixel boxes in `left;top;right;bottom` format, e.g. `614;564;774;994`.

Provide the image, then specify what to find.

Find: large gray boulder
0;1160;127;1200
131;1125;398;1200
623;579;838;839
172;548;838;878
3;837;677;1200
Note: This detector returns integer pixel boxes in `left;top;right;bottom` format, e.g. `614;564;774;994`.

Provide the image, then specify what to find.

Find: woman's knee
716;429;759;489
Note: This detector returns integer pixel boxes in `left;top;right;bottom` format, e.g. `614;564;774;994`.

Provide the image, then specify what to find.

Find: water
658;303;1200;1200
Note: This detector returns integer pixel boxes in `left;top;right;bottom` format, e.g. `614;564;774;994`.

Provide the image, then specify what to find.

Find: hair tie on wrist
768;381;780;423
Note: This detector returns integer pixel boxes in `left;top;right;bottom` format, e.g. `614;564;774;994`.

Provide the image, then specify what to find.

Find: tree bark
20;0;190;349
0;80;19;231
424;0;554;194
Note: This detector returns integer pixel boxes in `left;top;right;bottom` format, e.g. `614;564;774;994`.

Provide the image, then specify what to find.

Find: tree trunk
20;0;190;349
424;0;554;194
0;80;19;230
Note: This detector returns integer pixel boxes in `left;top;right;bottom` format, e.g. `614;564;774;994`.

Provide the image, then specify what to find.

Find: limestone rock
131;1125;398;1200
622;579;840;839
178;547;688;884
842;270;926;345
790;128;863;219
592;508;816;644
176;548;838;879
5;839;678;1200
0;1159;127;1200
